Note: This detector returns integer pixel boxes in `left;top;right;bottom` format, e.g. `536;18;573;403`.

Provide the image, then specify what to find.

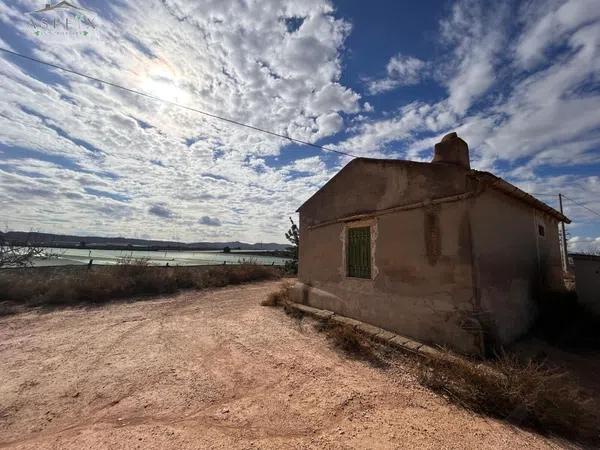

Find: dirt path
0;281;566;449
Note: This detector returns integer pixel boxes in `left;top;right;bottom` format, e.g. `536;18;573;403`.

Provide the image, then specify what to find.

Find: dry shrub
418;351;599;445
0;262;280;311
328;324;365;354
312;319;386;367
203;264;279;288
261;282;292;307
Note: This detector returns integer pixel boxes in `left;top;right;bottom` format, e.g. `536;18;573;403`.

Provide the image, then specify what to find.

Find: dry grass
0;263;280;313
259;283;305;321
260;282;293;307
418;350;600;445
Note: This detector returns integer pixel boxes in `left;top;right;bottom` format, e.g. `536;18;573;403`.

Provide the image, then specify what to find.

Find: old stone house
292;132;569;354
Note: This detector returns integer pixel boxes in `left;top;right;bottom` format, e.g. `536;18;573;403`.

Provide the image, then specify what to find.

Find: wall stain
424;206;441;265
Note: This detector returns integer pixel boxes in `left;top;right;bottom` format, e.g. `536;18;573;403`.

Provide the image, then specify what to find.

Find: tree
284;217;299;274
0;233;44;268
223;246;231;253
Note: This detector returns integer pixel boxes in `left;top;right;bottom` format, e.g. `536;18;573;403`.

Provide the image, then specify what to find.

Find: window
346;226;371;278
538;224;545;237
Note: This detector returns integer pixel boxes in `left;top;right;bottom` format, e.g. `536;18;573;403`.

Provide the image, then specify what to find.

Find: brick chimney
432;132;470;169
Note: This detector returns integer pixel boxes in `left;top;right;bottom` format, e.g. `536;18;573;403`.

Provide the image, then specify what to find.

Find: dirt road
0;281;564;449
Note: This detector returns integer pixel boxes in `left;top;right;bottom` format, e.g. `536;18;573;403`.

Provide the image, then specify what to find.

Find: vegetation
260;282;292;306
0;261;280;314
284;217;299;274
418;351;599;445
0;235;43;268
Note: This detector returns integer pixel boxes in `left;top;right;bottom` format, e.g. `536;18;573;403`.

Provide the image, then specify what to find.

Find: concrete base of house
286;301;441;359
291;281;485;355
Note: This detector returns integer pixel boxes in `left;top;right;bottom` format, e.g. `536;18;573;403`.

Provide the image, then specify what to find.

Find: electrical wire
3;47;600;221
562;194;600;218
0;47;360;159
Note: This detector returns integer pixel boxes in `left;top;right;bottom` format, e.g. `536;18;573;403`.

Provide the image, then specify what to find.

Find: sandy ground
0;281;568;449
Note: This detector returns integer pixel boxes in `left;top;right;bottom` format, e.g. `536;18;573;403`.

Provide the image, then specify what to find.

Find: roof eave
475;172;571;223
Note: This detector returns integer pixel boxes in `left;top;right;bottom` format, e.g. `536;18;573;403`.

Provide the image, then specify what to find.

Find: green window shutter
347;226;371;279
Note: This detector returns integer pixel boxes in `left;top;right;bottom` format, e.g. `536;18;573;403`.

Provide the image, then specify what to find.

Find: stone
354;322;384;337
332;315;362;329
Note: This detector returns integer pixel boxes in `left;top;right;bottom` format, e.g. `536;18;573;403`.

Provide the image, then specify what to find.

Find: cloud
439;0;509;114
288;156;326;174
0;0;360;243
338;0;600;167
0;0;598;244
367;54;427;94
568;236;600;254
148;204;174;219
515;0;600;69
199;216;222;227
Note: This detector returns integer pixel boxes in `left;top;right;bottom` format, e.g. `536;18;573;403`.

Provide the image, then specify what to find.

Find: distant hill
0;231;290;251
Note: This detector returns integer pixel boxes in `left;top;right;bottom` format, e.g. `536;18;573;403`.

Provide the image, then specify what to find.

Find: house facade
292;133;569;354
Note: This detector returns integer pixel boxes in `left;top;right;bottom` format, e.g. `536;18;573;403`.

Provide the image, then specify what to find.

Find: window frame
538;224;546;237
339;219;379;282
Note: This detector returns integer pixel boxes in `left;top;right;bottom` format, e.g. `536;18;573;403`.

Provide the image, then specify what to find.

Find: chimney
432;132;470;169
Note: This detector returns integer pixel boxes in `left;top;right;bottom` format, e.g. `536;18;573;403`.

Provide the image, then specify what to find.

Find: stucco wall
297;200;482;354
299;159;472;226
469;189;564;345
572;255;600;315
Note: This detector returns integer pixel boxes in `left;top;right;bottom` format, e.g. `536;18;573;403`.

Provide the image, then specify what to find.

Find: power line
562;194;600;218
0;47;360;159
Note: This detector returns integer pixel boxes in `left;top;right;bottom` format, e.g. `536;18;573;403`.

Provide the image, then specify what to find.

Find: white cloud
516;0;600;69
439;0;509;114
367;54;427;94
338;0;600;166
1;0;599;244
568;236;600;254
0;0;360;243
288;156;326;174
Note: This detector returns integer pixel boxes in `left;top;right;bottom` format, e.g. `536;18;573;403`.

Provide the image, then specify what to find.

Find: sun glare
139;63;189;104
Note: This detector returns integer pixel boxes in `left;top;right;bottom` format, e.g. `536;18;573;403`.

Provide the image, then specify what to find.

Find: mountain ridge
0;231;290;251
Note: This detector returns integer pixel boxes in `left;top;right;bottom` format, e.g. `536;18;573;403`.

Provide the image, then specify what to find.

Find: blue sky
0;0;599;249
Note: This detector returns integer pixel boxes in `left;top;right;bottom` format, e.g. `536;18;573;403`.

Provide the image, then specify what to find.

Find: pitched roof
297;158;570;223
470;170;570;223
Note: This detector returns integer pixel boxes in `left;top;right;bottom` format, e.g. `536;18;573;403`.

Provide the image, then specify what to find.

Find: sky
0;0;599;249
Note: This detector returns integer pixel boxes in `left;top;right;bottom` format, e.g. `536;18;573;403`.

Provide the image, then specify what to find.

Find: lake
31;248;291;267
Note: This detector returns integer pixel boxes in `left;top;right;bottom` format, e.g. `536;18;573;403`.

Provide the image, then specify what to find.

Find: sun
139;61;189;104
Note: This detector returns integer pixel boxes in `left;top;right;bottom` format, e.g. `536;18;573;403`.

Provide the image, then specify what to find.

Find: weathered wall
571;255;600;315
469;189;564;346
297;199;482;354
299;159;472;226
296;158;566;353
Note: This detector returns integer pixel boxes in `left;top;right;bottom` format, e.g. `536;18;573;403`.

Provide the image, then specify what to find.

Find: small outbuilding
292;132;569;354
570;253;600;316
